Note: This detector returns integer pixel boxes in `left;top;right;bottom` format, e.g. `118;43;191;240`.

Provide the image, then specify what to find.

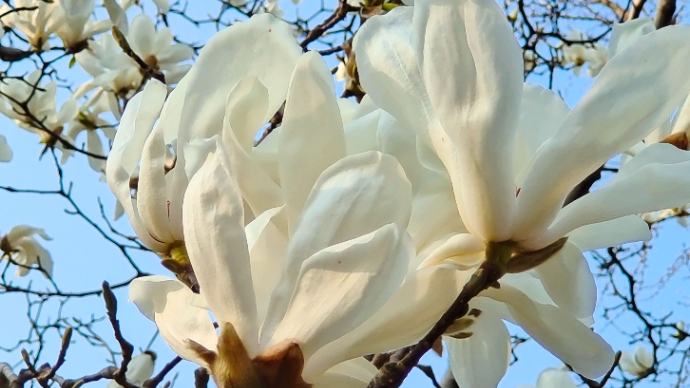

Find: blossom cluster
2;0;690;387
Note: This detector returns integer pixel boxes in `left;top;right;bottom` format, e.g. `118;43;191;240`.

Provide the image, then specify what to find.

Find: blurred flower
62;89;120;174
620;346;654;378
515;368;577;388
107;351;156;388
561;30;588;76
0;0;59;50
0;70;78;154
0;225;53;277
0;135;12;162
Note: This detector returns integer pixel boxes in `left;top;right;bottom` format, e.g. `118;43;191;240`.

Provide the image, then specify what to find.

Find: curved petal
535;369;578;388
446;307;511;388
418;233;485;269
221;76;284;217
304;266;472;378
312;358;376;388
159;14;301;143
105;80;168;251
129;276;218;368
608;18;654;57
279;51;346;231
268;224;412;368
534;148;690;248
515;26;690;242
533;243;596;320
183;142;259;357
514;84;570;180
413;0;523;241
567;215;651;252
128;14;156;56
483;285;615;379
352;6;437;148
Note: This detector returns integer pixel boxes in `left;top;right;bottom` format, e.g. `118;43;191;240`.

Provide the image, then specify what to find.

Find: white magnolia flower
620;346;654;377
354;0;690;383
0;226;53;277
62;89;119;173
129;138;412;386
107;351;156;388
516;368;578;388
53;0;112;52
608;17;656;58
106;14;300;255
0;0;59;50
0;70;78;153
562;30;588;76
0;135;12;162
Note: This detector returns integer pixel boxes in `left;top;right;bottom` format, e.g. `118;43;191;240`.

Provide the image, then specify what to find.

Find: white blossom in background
515;368;578;388
107;352;156;388
561;29;588;76
75;32;144;99
0;135;12;162
620;346;654;377
62;89;120;174
584;43;608;76
121;0;171;14
0;225;53;277
53;0;112;52
354;0;690;385
0;70;78;155
0;0;59;50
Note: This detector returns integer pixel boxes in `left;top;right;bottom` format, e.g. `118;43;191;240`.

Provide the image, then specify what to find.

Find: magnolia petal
345;110;381;155
284;151;411;287
352;6;437;147
129;276;218;368
137;123;175;243
446;308;511;388
533;243;596;320
515;26;690;242
0;134;12;162
105;80;168;251
158;14;300;142
535;369;578;388
304;266;472;378
183;143;259;357
608;18;655;57
413;0;522;241
269;224;411;365
484;285;614;378
221;76;284;218
537;152;690;248
568;215;651;252
128;14;155;56
312;358;377;387
279;52;347;231
514;84;570;180
245;206;288;324
418;233;485;269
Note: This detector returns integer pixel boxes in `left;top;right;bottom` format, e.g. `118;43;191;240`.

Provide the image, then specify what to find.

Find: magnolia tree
0;0;689;387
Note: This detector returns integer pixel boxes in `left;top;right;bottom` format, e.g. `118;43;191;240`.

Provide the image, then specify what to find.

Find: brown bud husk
506;237;568;273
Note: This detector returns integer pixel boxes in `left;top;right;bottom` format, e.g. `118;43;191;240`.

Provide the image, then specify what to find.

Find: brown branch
653;0;676;28
367;259;506;388
626;0;648;20
102;282;137;388
143;357;182;388
594;0;625;18
194;368;209;388
300;0;352;51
